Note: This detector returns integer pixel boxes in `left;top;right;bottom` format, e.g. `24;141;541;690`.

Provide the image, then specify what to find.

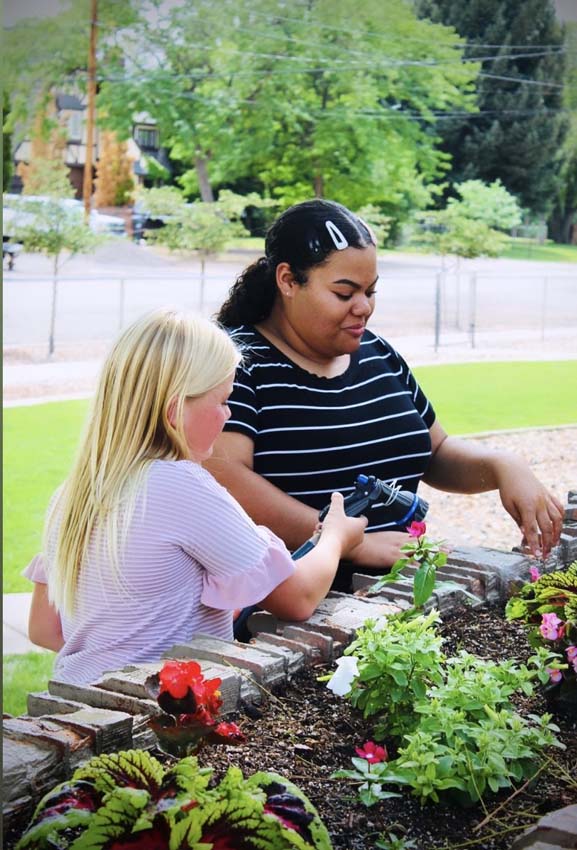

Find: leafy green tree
97;0;479;224
2;1;143;145
416;208;508;259
548;22;577;243
7;165;102;357
446;179;522;230
138;187;274;308
415;0;568;216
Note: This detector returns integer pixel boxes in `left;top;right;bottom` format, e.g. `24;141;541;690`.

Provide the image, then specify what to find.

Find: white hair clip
325;220;348;250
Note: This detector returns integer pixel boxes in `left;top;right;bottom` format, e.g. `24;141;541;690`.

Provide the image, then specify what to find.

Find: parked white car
3;194;126;237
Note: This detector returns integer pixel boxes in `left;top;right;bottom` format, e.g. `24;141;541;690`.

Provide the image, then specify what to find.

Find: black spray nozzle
292;474;428;560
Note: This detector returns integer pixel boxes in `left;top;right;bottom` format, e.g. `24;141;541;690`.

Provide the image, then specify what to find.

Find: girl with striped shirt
23;309;365;683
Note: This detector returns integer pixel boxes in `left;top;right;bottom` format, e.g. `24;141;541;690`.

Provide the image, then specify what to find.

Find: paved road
4;241;576;351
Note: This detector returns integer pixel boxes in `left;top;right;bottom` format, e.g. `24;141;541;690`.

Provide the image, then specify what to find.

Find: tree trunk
547;207;575;244
195;156;214;203
48;254;59;358
313;174;324;198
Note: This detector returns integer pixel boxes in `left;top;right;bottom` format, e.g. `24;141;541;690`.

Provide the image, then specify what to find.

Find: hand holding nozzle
292;474;428;561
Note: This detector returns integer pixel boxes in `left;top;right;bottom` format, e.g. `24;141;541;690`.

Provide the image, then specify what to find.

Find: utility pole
83;0;98;222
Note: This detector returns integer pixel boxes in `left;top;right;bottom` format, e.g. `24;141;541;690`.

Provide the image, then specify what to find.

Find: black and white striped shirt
224;326;436;532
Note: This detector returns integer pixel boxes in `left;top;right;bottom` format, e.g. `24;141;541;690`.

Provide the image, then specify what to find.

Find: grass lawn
4;360;577;593
413;360;577;435
501;239;577;263
3;651;56;716
3;399;89;593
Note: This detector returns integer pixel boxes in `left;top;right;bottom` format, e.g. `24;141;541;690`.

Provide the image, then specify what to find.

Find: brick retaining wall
3;492;577;845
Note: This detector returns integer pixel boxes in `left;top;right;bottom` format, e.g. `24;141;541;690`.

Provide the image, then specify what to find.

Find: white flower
326;655;359;697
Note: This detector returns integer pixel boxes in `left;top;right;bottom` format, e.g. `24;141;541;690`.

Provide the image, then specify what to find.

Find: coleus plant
144;659;246;758
15;750;333;849
506;560;577;712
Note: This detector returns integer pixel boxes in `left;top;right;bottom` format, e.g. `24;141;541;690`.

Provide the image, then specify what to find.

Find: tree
413;179;520;258
446;179;522;230
548;22;577;244
7;168;102;357
138;187;275;309
93;131;135;207
97;0;479;224
414;0;568;216
3;92;13;191
3;0;143;164
16;105;70;194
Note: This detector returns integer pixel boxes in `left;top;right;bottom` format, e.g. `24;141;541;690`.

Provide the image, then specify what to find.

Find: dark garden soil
198;603;577;850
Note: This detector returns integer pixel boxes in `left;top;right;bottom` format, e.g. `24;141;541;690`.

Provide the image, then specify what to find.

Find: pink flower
529;566;541;582
539;612;563;641
407;521;426;538
547;668;563;684
566;646;577;663
355;741;388;764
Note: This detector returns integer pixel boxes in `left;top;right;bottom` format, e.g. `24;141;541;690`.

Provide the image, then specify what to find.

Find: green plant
15;749;333;849
370;521;448;609
506;561;577;711
375;832;418;850
339;609;445;738
331;616;565;806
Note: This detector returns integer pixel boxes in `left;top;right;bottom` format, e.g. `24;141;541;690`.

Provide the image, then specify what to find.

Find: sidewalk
3;593;48;655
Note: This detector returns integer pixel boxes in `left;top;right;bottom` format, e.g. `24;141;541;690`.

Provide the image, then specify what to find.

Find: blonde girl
25;308;365;684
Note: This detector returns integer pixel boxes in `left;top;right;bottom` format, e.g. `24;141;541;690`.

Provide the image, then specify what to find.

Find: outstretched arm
424;420;564;558
260;493;367;620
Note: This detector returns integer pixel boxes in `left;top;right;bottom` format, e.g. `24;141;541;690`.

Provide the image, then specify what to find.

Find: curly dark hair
216;199;375;327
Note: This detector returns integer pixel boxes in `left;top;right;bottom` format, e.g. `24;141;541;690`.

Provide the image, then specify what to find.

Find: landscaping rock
512;803;577;849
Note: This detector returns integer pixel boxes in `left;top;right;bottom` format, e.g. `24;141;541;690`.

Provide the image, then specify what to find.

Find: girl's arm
260;493;367;620
28;583;64;652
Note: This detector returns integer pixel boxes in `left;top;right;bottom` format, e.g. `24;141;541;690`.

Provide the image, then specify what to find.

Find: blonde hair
45;308;241;615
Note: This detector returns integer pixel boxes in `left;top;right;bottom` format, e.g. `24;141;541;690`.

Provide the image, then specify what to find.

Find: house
11;94;172;199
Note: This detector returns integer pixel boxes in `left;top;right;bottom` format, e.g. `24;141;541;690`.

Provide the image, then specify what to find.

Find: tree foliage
97;0;479;222
447;179;522;230
414;0;568;217
93;130;135;206
2;0;142;141
6;166;102;356
548;22;577;244
413;178;520;258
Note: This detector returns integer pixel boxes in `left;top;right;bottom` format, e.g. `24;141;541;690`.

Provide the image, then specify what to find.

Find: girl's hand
319;492;367;556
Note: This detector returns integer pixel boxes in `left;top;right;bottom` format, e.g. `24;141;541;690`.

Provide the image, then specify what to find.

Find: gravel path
420;426;577;552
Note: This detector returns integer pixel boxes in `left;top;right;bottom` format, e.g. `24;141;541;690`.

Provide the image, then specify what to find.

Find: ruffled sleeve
201;527;295;610
22;553;48;584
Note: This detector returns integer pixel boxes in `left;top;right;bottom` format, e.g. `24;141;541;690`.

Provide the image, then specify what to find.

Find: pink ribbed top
23;460;295;684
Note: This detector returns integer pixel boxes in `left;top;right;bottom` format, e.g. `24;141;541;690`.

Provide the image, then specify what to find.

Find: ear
166;395;179;429
275;262;298;298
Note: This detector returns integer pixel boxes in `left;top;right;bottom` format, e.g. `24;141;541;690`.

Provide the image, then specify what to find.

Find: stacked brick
3;491;577;845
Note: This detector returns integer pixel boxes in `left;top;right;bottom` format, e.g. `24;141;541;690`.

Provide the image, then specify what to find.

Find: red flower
158;660;222;720
355;741;388;764
407;520;427;538
159;660;202;699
